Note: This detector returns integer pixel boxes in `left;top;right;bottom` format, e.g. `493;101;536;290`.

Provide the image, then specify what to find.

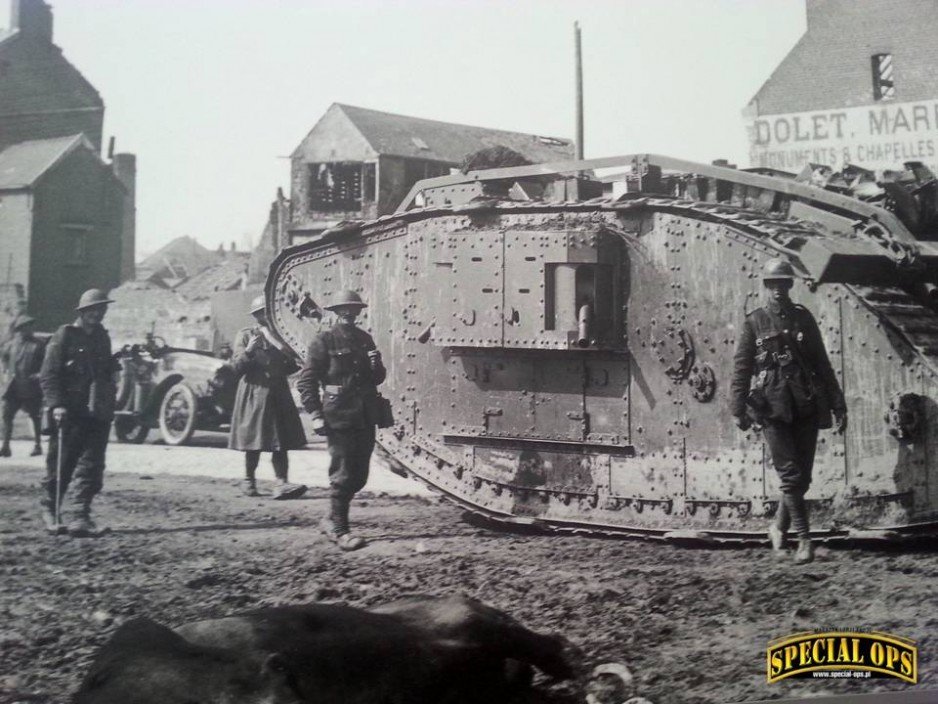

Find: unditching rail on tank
395;153;938;282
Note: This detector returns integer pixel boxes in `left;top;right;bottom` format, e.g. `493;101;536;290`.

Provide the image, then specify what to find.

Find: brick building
0;135;125;329
0;0;103;152
744;0;938;174
288;103;574;244
0;0;136;329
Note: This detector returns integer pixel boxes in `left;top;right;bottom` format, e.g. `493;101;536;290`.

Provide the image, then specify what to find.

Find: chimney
11;0;53;42
112;153;137;283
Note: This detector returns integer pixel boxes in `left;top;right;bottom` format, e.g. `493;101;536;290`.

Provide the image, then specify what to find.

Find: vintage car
113;334;237;445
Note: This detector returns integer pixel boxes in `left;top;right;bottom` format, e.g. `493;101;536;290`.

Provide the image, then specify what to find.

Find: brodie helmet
761;258;796;282
76;289;115;310
249;295;266;315
324;290;367;311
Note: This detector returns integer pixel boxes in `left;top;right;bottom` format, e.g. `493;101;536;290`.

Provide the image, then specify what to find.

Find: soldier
731;259;847;564
228;296;307;500
297;290;386;551
39;289;119;537
0;315;46;458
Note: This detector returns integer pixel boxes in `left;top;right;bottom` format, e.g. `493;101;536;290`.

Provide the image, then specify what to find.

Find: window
308;162;363;211
61;224;91;265
872;53;895;101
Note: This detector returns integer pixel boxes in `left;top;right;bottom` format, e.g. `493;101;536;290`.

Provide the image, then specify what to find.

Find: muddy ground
0;448;936;704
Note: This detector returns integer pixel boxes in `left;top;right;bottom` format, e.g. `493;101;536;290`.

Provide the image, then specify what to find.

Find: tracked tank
267;154;938;543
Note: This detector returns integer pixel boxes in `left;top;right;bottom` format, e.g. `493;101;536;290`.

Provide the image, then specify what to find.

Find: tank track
283;194;938;545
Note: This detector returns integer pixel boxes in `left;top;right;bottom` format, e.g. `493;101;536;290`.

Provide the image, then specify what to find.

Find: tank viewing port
545;263;617;348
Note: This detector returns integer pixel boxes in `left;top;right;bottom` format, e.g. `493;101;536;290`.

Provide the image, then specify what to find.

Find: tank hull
269;191;938;543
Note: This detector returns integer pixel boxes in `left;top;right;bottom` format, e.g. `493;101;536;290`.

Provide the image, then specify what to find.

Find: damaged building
286;103;574;244
109;237;255;352
0;0;135;331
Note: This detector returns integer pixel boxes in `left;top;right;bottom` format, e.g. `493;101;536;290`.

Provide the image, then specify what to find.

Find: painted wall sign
746;98;938;173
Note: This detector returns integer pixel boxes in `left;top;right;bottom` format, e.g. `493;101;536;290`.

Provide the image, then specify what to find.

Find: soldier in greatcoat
297;290;386;551
39;289;118;536
228;296;307;499
731;259;847;564
1;315;46;457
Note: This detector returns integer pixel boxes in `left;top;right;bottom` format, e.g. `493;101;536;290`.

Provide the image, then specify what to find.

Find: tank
267;154;938;544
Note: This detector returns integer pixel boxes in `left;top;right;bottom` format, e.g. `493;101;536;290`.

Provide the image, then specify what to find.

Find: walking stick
54;415;64;531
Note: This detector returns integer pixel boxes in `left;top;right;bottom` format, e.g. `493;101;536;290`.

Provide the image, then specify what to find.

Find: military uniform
227;314;308;500
732;290;845;561
228;325;306;453
39;321;116;523
297;318;386;539
1;324;46;455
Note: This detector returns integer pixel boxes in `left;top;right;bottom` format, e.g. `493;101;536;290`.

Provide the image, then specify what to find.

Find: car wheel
159;382;198;446
114;416;150;444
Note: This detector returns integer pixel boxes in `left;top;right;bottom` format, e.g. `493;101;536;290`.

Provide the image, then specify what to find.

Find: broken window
872;53;895;101
308;162;363;211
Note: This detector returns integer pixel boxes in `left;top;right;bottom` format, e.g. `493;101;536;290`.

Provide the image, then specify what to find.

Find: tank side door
435;229;503;347
502;229;568;349
582;237;630;445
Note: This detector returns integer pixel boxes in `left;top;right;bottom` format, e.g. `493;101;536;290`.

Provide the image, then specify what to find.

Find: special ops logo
767;631;917;683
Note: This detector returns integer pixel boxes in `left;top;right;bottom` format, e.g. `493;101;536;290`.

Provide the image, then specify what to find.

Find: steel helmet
12;314;36;330
324;290;367;311
249;295;266;315
761;258;795;282
76;288;115;310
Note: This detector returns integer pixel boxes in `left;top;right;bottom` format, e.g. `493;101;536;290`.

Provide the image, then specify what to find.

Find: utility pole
574;21;584;160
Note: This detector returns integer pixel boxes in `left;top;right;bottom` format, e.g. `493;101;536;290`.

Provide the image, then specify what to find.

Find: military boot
272;481;307;500
67;505;100;538
0;444;11;457
242;478;260;497
322;497;365;551
30;444;42;457
794;538;814;564
40;503;66;535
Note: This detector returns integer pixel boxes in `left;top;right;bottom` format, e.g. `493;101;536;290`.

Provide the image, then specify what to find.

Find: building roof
299;103;574;164
139;236;218;280
173;255;249;301
0;28;103;115
0;134;90;189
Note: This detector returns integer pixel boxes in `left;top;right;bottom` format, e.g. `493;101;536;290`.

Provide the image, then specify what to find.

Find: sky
1;0;806;257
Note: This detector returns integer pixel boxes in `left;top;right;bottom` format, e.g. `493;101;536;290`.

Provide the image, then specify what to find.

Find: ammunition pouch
374;394;395;429
746;387;771;422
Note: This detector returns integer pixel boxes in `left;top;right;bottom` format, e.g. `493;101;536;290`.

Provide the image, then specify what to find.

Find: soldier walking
39;289;118;537
228;296;307;500
731;259;847;564
1;315;46;457
297;290;386;551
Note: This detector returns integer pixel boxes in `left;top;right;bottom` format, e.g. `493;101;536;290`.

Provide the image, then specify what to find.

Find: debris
90;610;114;627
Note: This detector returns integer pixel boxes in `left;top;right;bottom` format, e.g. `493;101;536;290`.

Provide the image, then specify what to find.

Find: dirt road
0;440;935;703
